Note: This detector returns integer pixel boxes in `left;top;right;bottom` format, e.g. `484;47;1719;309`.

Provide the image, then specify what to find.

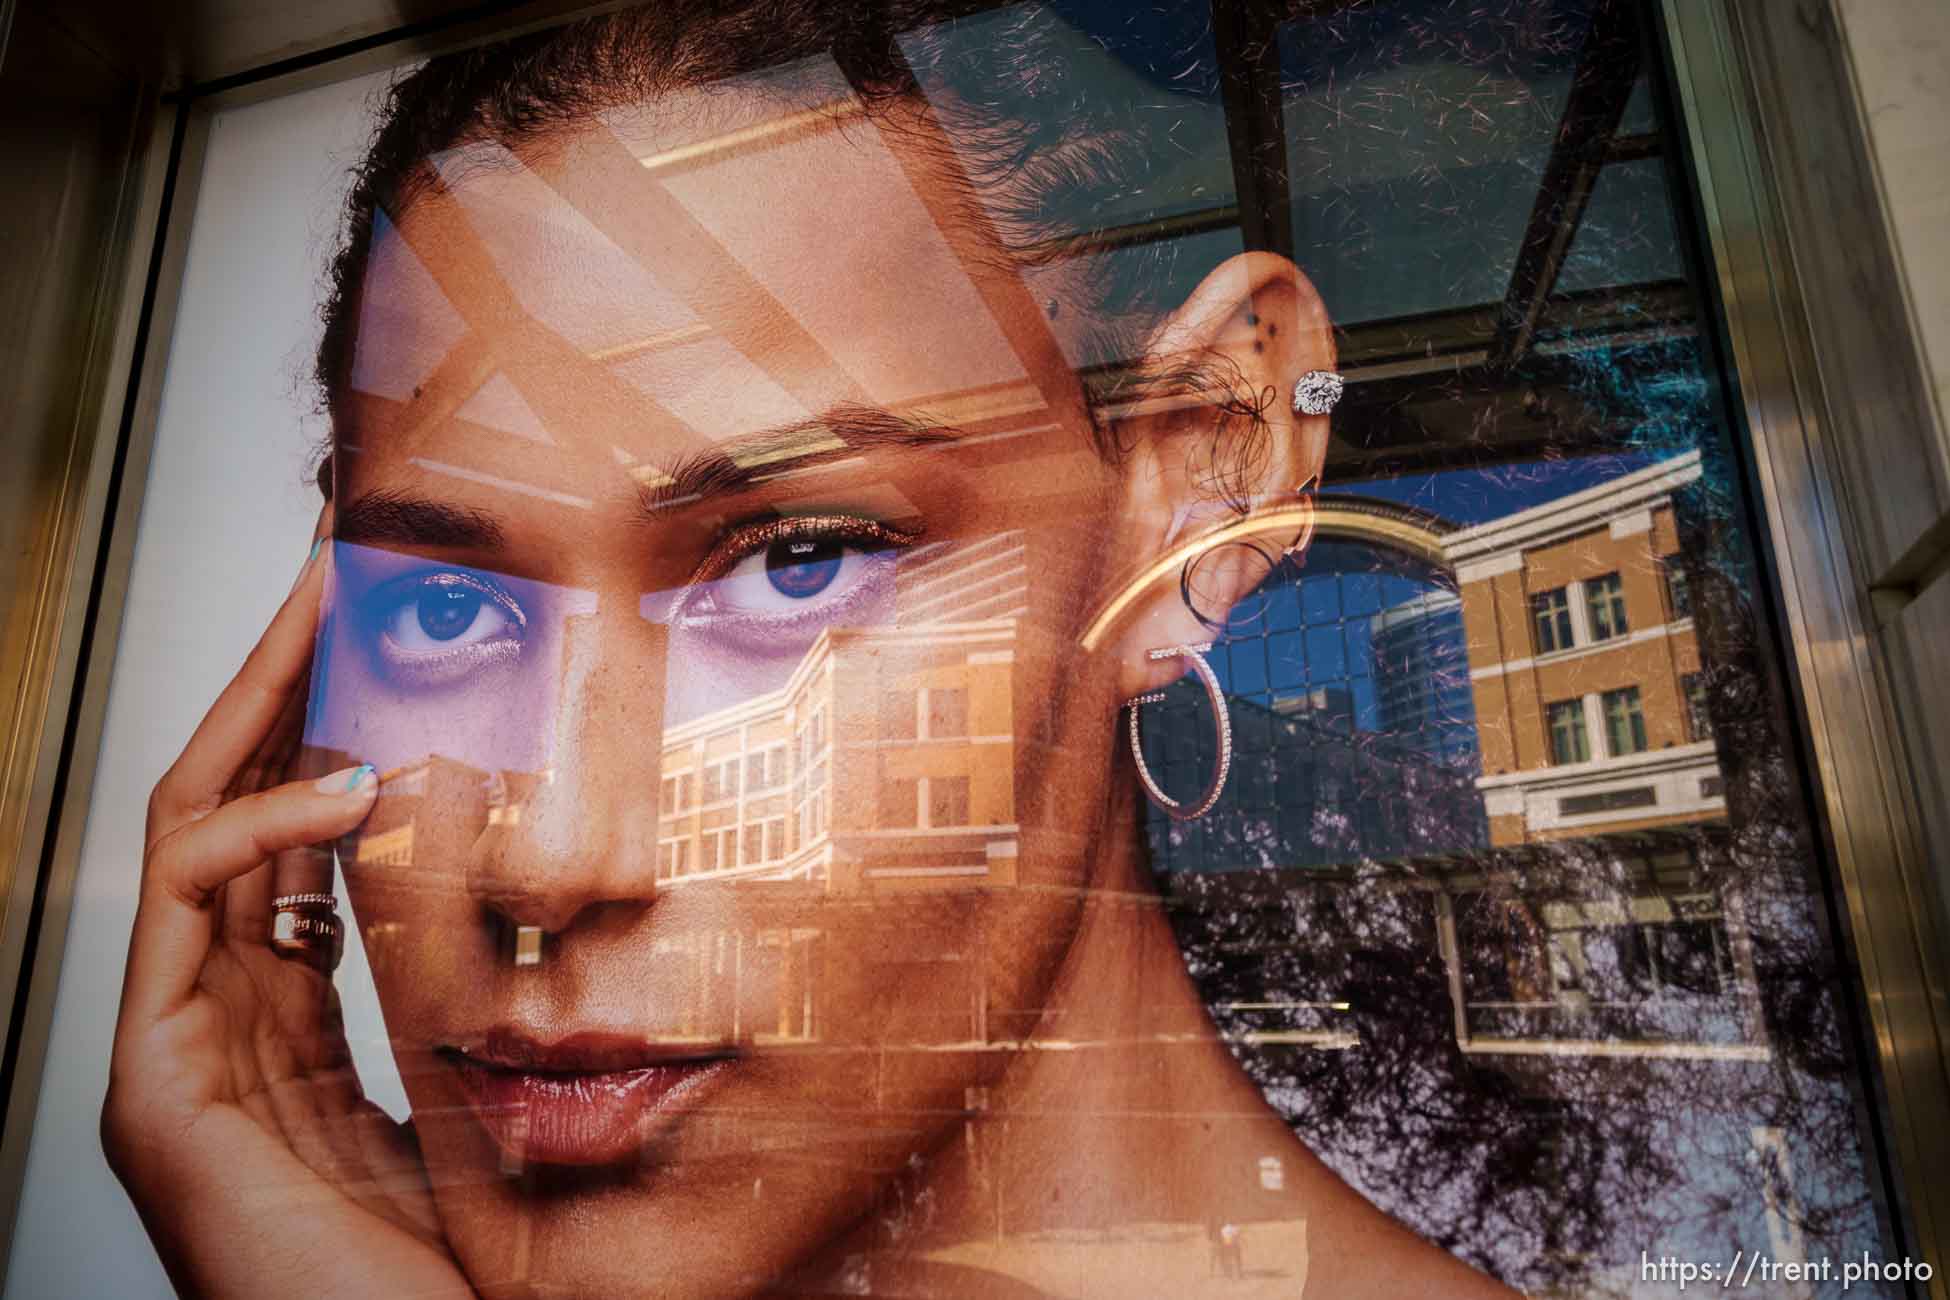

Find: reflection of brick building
1158;455;1762;1068
652;620;1021;894
1432;828;1769;1062
639;530;1035;1049
1446;452;1724;846
1173;830;1768;1067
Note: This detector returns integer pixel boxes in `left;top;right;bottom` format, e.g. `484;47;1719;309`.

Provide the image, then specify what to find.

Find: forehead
345;56;1069;472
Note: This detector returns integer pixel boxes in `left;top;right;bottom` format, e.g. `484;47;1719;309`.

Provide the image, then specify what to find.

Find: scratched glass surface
249;1;1898;1296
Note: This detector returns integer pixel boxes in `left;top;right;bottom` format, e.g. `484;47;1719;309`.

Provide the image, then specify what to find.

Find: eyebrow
335;489;507;550
637;405;959;513
332;407;957;549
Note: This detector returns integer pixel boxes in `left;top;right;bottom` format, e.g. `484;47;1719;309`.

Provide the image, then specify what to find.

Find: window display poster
7;3;1909;1297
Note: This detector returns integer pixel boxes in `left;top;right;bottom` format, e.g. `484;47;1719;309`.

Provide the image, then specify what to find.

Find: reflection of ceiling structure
357;0;1681;514
1076;0;1674;479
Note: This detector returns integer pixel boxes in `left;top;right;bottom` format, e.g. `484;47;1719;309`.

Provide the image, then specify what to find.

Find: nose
467;601;667;935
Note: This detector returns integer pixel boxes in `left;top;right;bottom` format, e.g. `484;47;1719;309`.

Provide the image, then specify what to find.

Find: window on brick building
880;776;917;827
1548;699;1590;765
1603;686;1648;756
1586;572;1628;642
1683;673;1714;742
1664;560;1693;620
928;775;971;826
1531;587;1573;653
926;687;968;738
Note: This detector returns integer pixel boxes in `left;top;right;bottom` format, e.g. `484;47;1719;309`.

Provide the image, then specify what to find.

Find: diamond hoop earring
1126;642;1233;821
1292;370;1345;416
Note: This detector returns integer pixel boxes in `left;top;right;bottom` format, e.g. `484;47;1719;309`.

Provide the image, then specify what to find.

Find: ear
1107;251;1335;701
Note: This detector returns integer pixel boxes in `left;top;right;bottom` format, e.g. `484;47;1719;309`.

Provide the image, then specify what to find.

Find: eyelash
681;515;922;589
357;514;919;685
671;515;921;641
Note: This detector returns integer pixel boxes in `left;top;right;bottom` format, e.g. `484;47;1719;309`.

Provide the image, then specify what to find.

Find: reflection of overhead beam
836;40;1086;442
390;332;497;447
587;321;712;365
1019;204;1243;264
1211;0;1294;262
522;122;871;416
1066;280;1698;483
1461;1038;1770;1063
1607;132;1660;165
1488;0;1644;365
1326;279;1697;478
384;183;709;460
1342;280;1694;374
633;97;866;178
885;378;1049;432
407;456;593;510
727;425;846;469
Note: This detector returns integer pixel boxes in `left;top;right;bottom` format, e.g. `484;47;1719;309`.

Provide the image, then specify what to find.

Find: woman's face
307;73;1147;1295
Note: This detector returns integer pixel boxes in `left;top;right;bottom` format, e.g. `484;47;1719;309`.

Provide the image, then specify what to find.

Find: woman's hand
102;524;473;1298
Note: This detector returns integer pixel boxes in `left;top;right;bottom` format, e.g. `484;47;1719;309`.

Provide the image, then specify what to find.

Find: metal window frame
1659;2;1950;1287
0;0;1943;1291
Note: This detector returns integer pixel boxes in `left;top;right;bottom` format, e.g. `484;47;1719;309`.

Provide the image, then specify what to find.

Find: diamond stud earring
1292;370;1345;416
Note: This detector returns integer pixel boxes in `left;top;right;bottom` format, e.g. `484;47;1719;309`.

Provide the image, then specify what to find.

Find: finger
148;513;332;840
267;744;352;916
221;669;316;941
272;835;338;902
228;659;312;802
224;844;333;946
245;844;338;943
122;765;376;1024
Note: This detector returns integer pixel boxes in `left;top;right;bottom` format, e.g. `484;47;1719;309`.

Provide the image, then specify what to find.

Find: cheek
305;557;597;781
308;640;558;778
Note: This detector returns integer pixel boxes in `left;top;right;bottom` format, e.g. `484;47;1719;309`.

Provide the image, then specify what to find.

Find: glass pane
1603;686;1647;757
26;2;1902;1297
925;686;967;738
1548;699;1590;765
1587;571;1628;640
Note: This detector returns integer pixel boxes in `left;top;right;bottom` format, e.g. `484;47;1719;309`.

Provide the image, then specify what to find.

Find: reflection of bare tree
1161;833;1878;1293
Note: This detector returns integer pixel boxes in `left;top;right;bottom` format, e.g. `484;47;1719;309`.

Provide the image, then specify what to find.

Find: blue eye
366;571;526;687
386;579;511;652
766;538;842;598
672;519;917;656
416;585;484;641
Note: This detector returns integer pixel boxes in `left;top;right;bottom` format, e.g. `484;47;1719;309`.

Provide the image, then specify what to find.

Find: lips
443;1030;734;1166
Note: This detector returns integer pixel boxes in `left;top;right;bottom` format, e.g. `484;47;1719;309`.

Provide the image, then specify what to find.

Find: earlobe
1097;490;1320;701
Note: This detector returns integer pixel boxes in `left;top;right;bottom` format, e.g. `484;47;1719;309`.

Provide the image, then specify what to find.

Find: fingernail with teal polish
309;538;324;563
315;763;376;794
